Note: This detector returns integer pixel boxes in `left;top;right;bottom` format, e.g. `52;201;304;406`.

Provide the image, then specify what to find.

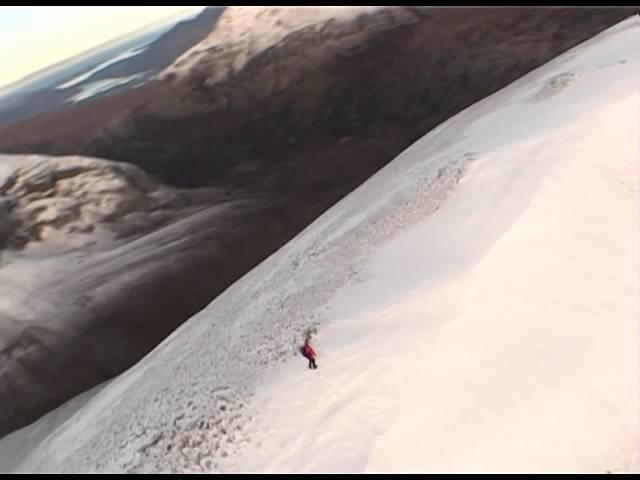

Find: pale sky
0;6;205;87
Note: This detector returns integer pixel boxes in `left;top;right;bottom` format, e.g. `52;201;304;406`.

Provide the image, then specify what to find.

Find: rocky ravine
1;6;637;437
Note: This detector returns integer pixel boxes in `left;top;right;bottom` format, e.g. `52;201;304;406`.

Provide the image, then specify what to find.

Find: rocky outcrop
0;155;201;249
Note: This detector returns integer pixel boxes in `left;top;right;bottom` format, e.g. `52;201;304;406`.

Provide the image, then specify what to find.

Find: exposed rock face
1;6;637;438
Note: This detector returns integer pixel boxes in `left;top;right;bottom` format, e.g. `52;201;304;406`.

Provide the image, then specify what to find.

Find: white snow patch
66;72;149;104
56;45;149;90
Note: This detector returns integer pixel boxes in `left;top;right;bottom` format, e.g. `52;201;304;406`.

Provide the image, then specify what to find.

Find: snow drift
1;14;638;474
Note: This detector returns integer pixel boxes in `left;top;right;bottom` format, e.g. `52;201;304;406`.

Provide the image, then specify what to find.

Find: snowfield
1;15;638;474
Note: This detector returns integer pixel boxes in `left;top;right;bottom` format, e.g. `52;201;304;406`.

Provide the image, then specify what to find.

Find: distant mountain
70;7;225;85
0;7;224;127
0;13;180;98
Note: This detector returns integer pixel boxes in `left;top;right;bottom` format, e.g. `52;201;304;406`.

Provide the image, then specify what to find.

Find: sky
0;6;205;88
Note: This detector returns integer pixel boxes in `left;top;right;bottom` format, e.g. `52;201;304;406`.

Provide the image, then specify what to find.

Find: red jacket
303;343;316;359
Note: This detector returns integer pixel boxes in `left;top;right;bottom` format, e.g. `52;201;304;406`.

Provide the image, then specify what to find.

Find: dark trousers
308;357;318;369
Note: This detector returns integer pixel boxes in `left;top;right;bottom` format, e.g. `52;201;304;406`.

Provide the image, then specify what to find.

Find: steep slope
2;14;637;474
2;6;635;439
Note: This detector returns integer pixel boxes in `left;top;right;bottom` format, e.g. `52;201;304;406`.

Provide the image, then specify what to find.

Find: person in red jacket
302;337;318;369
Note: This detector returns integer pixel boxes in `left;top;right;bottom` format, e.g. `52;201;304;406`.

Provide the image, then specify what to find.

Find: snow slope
1;15;638;474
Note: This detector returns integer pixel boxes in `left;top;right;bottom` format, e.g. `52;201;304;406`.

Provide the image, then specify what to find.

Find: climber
301;336;318;370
